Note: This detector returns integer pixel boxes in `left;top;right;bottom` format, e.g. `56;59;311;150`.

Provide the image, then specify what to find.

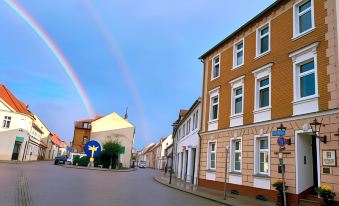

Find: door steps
299;195;322;206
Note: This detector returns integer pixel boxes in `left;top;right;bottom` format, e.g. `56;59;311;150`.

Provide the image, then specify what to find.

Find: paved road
0;161;223;206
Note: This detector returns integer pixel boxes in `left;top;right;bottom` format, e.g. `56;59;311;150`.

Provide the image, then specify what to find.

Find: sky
0;0;276;150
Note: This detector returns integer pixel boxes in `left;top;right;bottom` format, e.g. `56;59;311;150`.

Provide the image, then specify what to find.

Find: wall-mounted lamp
310;118;327;143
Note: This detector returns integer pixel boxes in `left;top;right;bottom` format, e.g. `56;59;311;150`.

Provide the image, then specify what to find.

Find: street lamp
277;123;287;132
223;144;229;200
310;118;327;143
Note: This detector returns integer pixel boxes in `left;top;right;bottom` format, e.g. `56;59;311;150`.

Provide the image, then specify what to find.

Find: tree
102;141;121;169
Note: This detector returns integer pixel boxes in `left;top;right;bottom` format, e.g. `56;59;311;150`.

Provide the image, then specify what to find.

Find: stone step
305;195;322;203
299;198;321;206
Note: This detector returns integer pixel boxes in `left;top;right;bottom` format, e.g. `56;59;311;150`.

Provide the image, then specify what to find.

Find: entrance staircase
299;195;322;206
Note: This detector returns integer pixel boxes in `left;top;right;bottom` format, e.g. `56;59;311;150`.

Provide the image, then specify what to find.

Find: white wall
175;102;201;184
161;134;172;157
0;107;33;161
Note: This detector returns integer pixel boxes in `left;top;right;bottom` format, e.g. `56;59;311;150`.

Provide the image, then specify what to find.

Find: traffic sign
84;140;102;157
277;137;285;147
272;130;286;136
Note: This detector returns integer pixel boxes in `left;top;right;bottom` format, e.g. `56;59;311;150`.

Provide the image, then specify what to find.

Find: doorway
191;148;196;184
11;142;22;160
296;132;319;194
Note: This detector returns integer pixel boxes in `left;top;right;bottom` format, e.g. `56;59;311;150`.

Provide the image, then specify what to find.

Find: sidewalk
154;175;275;206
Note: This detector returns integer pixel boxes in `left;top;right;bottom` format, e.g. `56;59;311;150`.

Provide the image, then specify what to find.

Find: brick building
198;0;339;205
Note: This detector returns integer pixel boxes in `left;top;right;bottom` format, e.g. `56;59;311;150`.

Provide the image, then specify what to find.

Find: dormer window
83;122;90;129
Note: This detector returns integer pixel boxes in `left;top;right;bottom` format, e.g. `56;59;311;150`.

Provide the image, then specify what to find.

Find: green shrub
73;155;80;165
78;156;90;167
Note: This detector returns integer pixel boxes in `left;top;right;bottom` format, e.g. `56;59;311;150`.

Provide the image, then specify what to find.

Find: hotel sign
323;150;336;166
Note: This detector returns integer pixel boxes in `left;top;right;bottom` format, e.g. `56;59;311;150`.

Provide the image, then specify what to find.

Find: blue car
54;156;67;165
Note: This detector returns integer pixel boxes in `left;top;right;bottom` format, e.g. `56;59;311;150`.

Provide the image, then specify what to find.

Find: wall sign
322;150;336;166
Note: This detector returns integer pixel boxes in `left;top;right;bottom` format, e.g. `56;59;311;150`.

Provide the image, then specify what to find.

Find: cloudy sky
0;0;275;149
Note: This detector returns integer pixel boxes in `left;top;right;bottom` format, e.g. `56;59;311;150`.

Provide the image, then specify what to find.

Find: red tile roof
74;115;103;127
0;84;33;117
51;134;67;148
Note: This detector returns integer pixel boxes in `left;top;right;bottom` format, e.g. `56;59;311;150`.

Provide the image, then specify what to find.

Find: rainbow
83;0;151;138
3;0;96;117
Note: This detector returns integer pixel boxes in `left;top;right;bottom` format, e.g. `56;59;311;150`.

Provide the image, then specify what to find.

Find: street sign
84;140;102;157
272;130;286;137
277;137;285;147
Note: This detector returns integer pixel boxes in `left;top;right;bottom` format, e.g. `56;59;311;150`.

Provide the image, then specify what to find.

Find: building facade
159;134;173;170
174;98;202;185
72;112;135;168
198;0;339;204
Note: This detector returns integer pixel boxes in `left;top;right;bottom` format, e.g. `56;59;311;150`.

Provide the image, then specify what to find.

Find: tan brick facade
199;0;339;205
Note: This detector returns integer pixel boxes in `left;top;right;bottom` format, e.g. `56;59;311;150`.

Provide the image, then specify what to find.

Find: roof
74;115;103;128
179;110;188;117
199;0;285;60
174;97;202;128
0;84;34;117
51;134;67;148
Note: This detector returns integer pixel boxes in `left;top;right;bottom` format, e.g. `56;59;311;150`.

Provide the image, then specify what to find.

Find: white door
296;133;314;193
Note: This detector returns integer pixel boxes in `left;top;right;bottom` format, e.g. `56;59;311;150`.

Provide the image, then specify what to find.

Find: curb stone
61;165;137;172
153;176;230;205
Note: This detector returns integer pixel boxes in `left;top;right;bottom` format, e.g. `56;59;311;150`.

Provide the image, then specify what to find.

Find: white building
0;84;35;161
174;98;201;185
157;134;172;170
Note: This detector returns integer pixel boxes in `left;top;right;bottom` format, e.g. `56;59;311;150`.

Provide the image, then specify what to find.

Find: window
194;111;198;129
83;122;90;129
183;123;186;137
290;42;319;115
299;60;315;98
257;23;270;56
211;55;220;80
258;78;270;108
233;87;243;114
192;113;196;130
187;119;191;135
233;39;244;68
294;0;314;37
257;137;269;174
208;142;216;170
2;116;11;128
178;128;181;140
210;95;219;121
83;136;88;145
231;139;242;172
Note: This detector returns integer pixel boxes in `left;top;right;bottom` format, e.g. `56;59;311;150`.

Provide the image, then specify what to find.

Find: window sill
255;51;270;60
292;27;316;41
230;113;244;119
209;119;218;124
253;174;270;179
232;64;244;71
229;171;242;175
211;76;220;81
206;169;216;173
253;106;272;114
292;95;319;105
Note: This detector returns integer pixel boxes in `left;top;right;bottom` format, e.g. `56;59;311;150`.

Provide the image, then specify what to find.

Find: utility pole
223;144;229;200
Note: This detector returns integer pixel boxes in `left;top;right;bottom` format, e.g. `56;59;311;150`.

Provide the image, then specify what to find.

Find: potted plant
315;184;336;206
273;180;288;206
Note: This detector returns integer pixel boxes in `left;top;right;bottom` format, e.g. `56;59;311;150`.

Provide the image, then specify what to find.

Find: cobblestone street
0;162;223;206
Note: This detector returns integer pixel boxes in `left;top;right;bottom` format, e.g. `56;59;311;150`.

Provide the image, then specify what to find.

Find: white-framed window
2;116;11;128
182;123;186;137
208;141;216;170
194;110;198;129
178;128;181;140
293;0;315;37
187;119;191;135
233;39;244;69
233;87;243;115
211;55;220;80
297;60;316;99
289;42;319;115
210;95;219;121
192;113;196;130
255;136;270;175
231;139;242;172
256;23;270;57
258;77;270;108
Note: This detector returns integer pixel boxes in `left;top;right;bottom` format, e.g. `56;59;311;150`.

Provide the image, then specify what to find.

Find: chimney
124;107;128;120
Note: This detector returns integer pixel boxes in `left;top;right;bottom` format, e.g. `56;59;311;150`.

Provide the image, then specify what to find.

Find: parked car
138;161;146;168
54;156;67;165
